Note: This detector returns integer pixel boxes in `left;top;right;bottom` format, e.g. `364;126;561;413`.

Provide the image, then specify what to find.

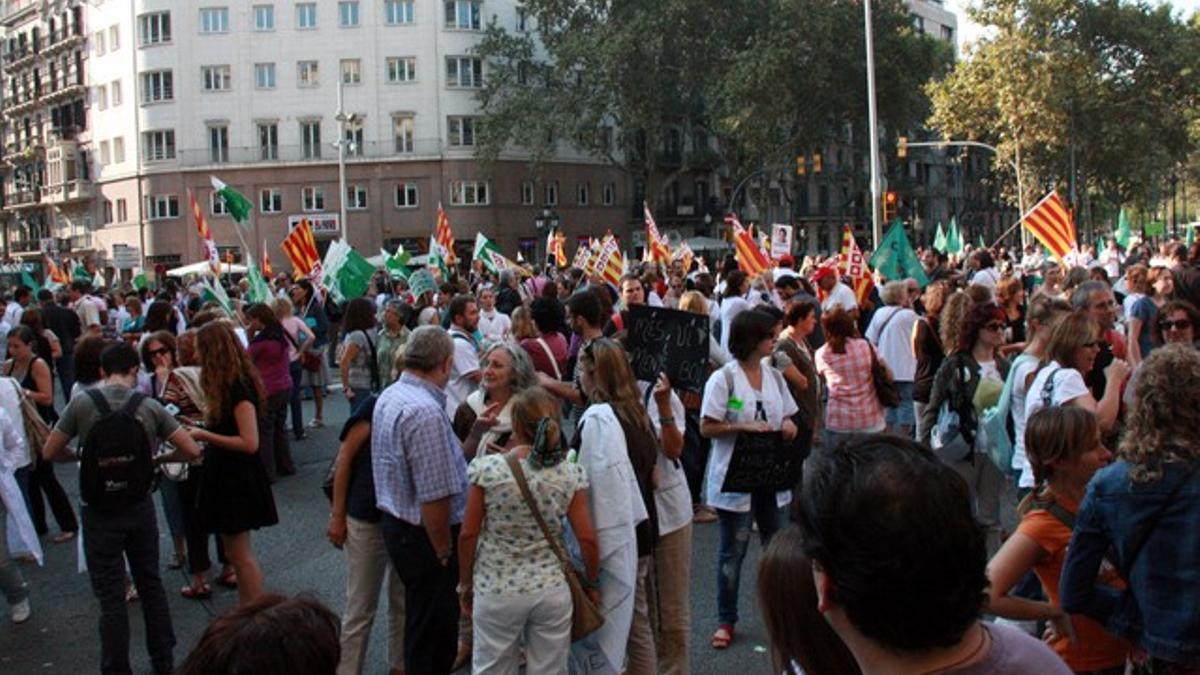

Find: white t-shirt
718;296;750;359
1008;355;1042;488
445;329;480;416
1023;361;1091;483
970;267;1001;291
477;309;511;344
3;301;23;328
636;381;691;534
701;362;798;513
821;282;858;313
865;306;918;381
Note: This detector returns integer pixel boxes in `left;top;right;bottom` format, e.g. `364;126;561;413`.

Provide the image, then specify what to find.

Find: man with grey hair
371;325;467;675
865;280;919;437
1071;279;1128;401
494;269;522;316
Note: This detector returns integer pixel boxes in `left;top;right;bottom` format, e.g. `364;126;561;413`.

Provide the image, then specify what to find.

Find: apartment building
3;0;629;276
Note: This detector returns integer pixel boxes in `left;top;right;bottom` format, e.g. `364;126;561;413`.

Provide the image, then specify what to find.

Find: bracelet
658;416;676;426
580;576;601;591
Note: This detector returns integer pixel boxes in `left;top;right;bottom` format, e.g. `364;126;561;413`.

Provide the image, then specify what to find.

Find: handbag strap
504;452;573;571
535;338;562;380
874;307;901;344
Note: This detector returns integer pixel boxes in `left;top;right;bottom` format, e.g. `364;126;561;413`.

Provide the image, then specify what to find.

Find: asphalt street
0;393;776;675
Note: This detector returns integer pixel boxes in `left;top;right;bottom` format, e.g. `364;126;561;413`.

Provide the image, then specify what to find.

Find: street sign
771;224;793;259
288;213;340;237
112;244;141;270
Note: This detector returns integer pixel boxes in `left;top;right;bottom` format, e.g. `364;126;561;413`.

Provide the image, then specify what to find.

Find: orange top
1016;495;1131;671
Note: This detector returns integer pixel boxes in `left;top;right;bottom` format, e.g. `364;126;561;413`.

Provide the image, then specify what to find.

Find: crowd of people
0;233;1197;675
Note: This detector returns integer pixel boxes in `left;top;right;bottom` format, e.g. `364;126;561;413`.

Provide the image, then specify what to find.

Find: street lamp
534;206;559;270
333;78;359;242
703;212;712;237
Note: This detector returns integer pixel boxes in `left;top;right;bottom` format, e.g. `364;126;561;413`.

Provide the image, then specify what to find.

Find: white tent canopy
165;261;248;278
684;235;732;251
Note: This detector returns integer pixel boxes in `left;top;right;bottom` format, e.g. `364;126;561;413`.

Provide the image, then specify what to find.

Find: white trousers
337;516;405;675
472;583;572;675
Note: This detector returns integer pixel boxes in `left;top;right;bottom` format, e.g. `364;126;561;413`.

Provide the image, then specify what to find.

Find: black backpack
79;389;155;512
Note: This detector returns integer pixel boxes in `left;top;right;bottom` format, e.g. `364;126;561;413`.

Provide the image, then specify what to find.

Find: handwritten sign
625;305;710;391
720;431;799;493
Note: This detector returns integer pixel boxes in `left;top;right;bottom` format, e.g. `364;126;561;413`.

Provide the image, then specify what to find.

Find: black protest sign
720;431;799;493
625;304;710;391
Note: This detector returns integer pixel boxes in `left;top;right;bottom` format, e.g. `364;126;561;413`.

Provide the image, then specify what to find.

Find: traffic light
897;136;908;159
795;154;806;176
812;152;823;173
884;191;898;222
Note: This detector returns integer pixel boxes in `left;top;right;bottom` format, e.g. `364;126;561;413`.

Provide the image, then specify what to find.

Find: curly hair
955;302;1006;354
1120;344;1200;483
197;321;265;428
939;291;973;355
1153;300;1200;347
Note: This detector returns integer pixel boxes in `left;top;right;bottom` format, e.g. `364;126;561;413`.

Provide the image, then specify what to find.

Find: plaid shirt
815;337;884;432
371;371;467;526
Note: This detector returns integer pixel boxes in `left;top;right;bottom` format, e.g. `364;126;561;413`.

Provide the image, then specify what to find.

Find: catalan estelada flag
188;189;221;276
1021;190;1077;264
838;226;874;305
282;219;321;278
435;203;457;265
726;213;770;276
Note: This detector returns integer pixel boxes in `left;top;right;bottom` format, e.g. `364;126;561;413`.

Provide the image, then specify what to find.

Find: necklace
914;624;989;675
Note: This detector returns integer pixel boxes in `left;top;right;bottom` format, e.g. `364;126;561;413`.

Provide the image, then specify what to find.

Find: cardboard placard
625;304;710;391
720;430;799;493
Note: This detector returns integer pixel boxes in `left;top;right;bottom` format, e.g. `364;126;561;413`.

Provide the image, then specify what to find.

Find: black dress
199;379;279;534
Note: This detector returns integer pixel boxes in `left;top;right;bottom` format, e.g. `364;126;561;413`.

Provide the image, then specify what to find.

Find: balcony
40;68;86;104
8;239;41;253
171;138;446;168
3;45;37;70
42;27;85;56
68;232;93;251
42;178;92;205
3;188;41;210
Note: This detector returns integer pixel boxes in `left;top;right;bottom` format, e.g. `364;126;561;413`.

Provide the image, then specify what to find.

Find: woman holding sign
700;309;798;650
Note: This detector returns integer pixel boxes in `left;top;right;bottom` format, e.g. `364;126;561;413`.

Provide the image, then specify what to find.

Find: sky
948;0;1200;49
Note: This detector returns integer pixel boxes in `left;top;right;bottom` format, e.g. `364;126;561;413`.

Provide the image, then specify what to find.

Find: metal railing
172;138;450;167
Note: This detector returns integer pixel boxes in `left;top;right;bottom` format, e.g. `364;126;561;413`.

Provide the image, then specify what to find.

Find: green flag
335;248;376;301
245;261;271;304
1145;220;1166;237
979;235;987;249
945;217;963;254
132;270;148;291
73;264;91;282
200;278;234;316
1187;224;1196;249
428;236;450;282
382;246;411;280
869;220;931;288
20;271;40;294
472;233;524;276
211;176;254;228
1115;208;1131;249
933;223;947;253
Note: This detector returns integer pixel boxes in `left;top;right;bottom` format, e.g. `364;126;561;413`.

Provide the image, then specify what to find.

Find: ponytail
529;416;566;469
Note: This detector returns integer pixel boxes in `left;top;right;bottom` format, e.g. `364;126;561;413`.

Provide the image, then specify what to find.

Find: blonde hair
510;306;538;340
678;290;708;315
272;296;295;319
1120;344;1200;482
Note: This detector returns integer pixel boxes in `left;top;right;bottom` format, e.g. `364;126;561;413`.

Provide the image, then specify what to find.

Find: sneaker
11;599;30;623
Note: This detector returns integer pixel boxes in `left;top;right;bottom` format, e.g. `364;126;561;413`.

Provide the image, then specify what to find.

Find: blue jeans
157;479;185;540
715;491;786;625
288;360;304;436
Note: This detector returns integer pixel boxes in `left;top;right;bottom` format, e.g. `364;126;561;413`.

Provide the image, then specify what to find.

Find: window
602;181;615;206
385;0;414;25
258;122;278;159
110;79;122;106
143;129;175;161
138;11;171;45
208;125;229;163
387;57;416;83
200;7;230;34
392;115;414;152
260;188;282;213
445;57;483;88
447;116;477;147
338;2;359;27
255;62;276;89
577;181;589;206
140;70;173;103
520;181;534;205
202;65;232;92
96;84;108;110
346;184;368;210
254;5;275;30
302;186;325;211
116;199;128;222
296;3;317;29
109;25;120;50
449;180;489;206
544;181;558;206
941;25;954;42
298;60;318;87
301;120;321;158
340;59;361;85
99;140;111;166
146;195;180;220
445;1;481;30
94;30;106;55
210;190;228;215
113;137;125;163
340;123;363;156
516;8;528;31
395;182;418;208
102;200;114;224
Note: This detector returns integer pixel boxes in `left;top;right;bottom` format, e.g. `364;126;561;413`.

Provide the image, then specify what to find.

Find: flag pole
991;190;1058;249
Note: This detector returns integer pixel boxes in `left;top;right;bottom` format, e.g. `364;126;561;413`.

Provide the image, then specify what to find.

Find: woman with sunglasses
1127;267;1175;367
1153;300;1199;348
139;331;188;570
919;303;1012;555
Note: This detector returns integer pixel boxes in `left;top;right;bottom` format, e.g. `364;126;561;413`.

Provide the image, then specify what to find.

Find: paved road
0;394;776;674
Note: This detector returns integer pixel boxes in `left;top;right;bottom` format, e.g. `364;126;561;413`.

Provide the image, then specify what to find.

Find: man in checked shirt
371;325;469;675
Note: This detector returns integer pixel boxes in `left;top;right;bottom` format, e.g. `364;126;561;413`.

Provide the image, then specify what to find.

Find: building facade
2;0;630;277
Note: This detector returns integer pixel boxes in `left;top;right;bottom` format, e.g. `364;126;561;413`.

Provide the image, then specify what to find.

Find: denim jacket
1060;459;1200;666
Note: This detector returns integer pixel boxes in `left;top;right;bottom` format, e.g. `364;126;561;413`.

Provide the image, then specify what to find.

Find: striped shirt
371;371;468;526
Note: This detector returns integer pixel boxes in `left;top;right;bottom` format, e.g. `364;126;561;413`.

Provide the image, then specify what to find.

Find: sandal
52;531;77;544
711;624;734;649
217;570;238;589
451;640;471;671
126;586;140;603
306;418;324;429
180;583;212;600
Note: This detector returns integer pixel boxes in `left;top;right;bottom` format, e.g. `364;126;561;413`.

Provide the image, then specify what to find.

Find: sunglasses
1160;319;1193;331
147;347;171;357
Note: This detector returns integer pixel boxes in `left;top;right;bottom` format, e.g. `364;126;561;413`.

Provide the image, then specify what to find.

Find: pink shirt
815;337;885;432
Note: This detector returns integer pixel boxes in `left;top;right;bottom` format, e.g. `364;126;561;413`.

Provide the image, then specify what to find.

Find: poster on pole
770;224;793;259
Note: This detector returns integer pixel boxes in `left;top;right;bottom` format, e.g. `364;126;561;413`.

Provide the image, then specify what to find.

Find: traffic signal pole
865;0;883;250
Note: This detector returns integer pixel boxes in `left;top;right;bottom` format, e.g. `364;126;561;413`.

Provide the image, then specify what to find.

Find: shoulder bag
868;342;901;409
504;452;604;640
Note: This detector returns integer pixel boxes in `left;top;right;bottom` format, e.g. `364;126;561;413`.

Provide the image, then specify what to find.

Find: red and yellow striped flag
726;213;770;276
547;230;567;268
188;189;221;276
44;255;69;285
282;219;321;277
838;226;874;304
261;240;274;278
643;203;671;264
1021;190;1077;264
435;203;457;264
598;234;624;286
